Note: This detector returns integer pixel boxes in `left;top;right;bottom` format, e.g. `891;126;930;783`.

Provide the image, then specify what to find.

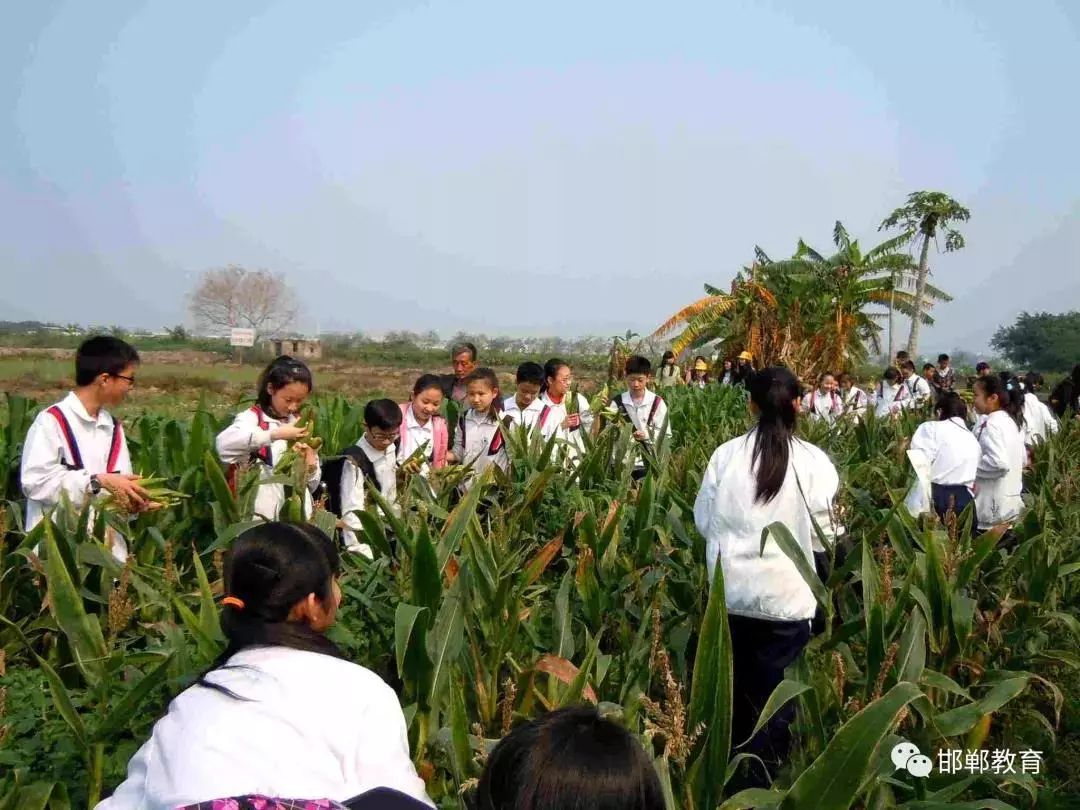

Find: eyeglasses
370;430;400;442
111;374;136;385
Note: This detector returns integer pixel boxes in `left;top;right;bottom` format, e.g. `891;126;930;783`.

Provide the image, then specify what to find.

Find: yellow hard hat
738;351;754;361
694;360;709;371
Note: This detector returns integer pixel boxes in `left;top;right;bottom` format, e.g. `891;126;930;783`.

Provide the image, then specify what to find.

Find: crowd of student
15;336;1080;807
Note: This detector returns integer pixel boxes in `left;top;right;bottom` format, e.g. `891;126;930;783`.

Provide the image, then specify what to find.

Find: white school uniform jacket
453;408;507;489
96;646;433;810
502;395;549;432
1022;392;1059;447
399;405;434;478
216;406;322;522
538;392;594;459
611;390;672;468
802;390;844;423
693;430;841;622
20;392;134;561
973;410;1026;530
340;435;398;557
909;417;981;489
905;374;933;405
842;387;869;418
873;382;912;418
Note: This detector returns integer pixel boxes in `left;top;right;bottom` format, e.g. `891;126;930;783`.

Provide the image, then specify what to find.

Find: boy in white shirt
449;368;507;490
338;400;401;557
502;362;551;432
901;360;933;406
837;373;869;420
608;355;672;480
20;336;155;562
873;367;913;418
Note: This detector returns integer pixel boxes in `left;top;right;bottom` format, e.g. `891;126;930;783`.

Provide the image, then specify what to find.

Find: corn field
1;386;1079;809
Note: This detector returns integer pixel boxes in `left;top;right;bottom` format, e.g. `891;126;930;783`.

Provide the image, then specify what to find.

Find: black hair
895;350;910;362
475;706;664;810
451;342;478;362
256;356;313;415
974;374;1024;429
74;335;140;386
516;362;545;387
412;373;444;398
900;360;917;373
1023;371;1043;392
465;367;500;391
923;363;936;373
748;367;800;504
624;355;652;376
938;354;950;363
976;361;991;373
817;371;836;385
935;392;968;421
661;350;675;363
883;366;901;383
364;398;403;431
198;523;343;697
838;372;854;386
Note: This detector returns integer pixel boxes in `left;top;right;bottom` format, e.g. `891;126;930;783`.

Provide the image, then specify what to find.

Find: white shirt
341;436;398;556
502;395;547;431
610;390;672;468
909;417;981;488
905;374;933;405
96;646;432;809
216;407;322;522
399;405;434;477
453;408;506;489
842;387;869;417
873;382;912;418
802;390;843;423
693;430;840;622
538;392;594;460
1022;392;1059;447
973;410;1026;530
20;392;134;561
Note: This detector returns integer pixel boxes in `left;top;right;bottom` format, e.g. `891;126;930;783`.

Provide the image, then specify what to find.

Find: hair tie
222;596;246;610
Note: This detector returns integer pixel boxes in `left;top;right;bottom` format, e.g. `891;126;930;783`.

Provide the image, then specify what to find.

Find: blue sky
2;1;1078;350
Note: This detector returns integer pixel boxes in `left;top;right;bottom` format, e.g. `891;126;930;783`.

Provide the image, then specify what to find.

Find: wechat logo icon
891;741;933;778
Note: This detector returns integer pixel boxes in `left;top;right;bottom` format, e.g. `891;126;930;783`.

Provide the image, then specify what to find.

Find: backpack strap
251;406;273;466
893;385;904;403
106;420;123;473
458;414;467;452
614;396;631;421
646;394;663;427
488;421;505;455
47;406;84;470
343;445;381;493
432;415;448;468
537;404;552;430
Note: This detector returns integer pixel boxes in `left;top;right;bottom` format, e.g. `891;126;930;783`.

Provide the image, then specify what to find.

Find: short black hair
516;362;545;387
895;350;910;361
75;336;140;386
412;373;444;398
364;398;403;431
464;367;500;390
976;361;991;372
900;360;916;373
256;356;314;413
938;354;950;363
883;366;901;383
451;342;478;362
923;363;936;372
624;355;652;376
838;372;854;385
476;706;664;810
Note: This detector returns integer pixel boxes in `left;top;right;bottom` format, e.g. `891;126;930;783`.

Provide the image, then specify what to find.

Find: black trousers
729;613;811;788
932;483;976;536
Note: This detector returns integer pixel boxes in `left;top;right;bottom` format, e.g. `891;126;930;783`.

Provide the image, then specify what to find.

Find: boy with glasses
20;335;152;561
337;399;402;557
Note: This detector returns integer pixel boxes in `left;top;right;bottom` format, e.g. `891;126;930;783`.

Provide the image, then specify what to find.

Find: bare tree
188;265;298;338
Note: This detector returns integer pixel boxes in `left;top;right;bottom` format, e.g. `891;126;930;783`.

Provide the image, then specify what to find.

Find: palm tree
879;191;970;357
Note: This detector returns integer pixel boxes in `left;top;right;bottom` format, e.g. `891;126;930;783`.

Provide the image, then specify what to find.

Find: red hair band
221;596;246;610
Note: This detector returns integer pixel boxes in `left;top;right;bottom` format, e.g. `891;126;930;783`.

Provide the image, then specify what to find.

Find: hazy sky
3;1;1079;351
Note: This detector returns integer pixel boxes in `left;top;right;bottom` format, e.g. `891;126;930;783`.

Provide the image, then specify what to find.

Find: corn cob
101;477;189;513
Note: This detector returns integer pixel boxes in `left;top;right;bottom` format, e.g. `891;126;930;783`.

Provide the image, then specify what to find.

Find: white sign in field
229;328;256;347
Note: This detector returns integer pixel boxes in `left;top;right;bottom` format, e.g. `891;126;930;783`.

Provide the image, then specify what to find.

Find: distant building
265;337;322;360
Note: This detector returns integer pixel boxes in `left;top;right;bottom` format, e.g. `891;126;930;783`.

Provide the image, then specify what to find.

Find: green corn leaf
93;653;174;741
203;450;239;526
737;680;813;748
557;630;602;708
932;677;1030;738
427;594;465;708
760;521;830;609
411;522;442;620
191;547;222;643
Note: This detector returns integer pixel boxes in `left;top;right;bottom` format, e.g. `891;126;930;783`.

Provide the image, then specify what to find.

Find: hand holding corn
100;476;188;514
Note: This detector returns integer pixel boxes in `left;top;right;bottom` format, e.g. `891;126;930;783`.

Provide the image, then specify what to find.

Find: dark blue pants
931;483;974;528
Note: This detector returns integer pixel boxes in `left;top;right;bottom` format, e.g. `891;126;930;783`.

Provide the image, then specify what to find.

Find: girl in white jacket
801;372;844;423
1021;372;1059;449
971;374;1027;531
216;356;321;522
694;366;840;788
98;523;432;809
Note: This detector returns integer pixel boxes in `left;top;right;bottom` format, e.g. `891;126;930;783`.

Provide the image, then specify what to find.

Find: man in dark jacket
440;342;478;405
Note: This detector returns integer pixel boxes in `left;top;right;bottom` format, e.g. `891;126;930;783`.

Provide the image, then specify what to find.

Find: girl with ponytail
971;374;1027;531
693;366;841;788
100;523;432;810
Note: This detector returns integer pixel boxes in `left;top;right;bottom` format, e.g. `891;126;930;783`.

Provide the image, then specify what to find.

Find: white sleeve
977;422;1011;478
577;394;595;431
909;423;937;464
215;410;273;464
340;460;365;534
693;451;721;538
1043;402;1060;435
19;413;91;510
347;683;435;806
306;456;322;492
656;397;672;440
801;392;813;413
807;454;842;551
115;426;134;476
